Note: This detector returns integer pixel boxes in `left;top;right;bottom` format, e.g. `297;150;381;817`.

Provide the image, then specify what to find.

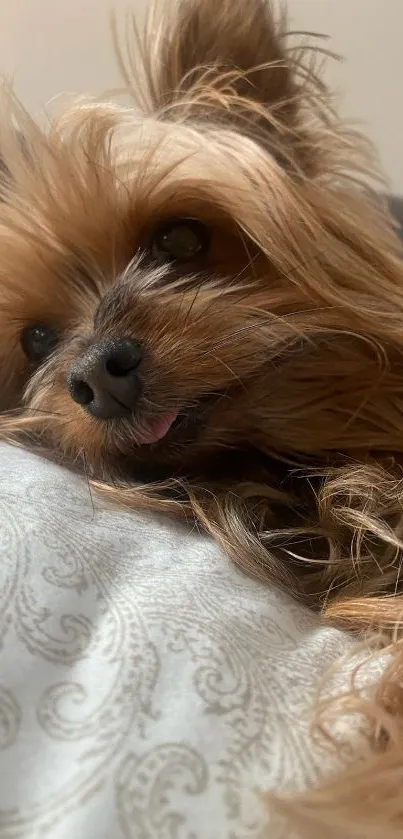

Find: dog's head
0;0;402;484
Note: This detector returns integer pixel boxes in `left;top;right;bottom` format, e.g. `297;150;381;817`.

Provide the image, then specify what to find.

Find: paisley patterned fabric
0;442;361;838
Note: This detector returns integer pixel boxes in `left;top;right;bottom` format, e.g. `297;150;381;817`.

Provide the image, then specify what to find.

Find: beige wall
0;0;401;192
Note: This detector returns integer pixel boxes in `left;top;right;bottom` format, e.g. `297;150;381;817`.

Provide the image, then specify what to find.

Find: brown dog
1;1;403;833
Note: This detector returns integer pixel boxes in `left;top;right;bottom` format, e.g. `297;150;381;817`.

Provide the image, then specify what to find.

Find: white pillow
0;442;358;838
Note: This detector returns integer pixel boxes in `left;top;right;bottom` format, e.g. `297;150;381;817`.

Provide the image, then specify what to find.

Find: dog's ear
128;0;321;171
146;0;293;110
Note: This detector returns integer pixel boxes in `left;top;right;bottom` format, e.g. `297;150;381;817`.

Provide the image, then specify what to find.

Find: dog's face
0;0;403;483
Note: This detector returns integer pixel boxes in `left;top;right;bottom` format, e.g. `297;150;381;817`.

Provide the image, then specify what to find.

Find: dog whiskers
0;406;67;419
83;452;96;521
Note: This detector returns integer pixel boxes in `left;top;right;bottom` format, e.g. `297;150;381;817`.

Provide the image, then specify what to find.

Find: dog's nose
67;338;143;419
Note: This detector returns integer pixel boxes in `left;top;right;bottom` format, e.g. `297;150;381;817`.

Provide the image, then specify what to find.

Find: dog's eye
151;218;211;262
20;324;59;363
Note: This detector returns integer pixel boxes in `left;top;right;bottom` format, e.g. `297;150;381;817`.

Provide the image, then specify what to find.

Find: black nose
67;338;143;419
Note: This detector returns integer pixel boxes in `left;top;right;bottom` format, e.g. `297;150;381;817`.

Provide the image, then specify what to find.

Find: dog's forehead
114;116;280;193
0;93;287;293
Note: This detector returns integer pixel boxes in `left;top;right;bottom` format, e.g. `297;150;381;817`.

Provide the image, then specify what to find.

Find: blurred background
0;0;401;192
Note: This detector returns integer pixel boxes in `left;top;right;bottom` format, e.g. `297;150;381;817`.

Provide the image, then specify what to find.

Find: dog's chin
101;394;221;483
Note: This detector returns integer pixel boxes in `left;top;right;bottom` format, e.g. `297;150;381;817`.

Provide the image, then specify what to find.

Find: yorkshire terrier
1;0;403;833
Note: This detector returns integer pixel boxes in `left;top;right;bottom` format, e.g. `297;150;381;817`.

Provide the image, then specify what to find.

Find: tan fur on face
2;0;403;835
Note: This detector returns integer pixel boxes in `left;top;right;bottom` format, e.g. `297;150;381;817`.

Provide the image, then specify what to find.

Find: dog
1;0;403;834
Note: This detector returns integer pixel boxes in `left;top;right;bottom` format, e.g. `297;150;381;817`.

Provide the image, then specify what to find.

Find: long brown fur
1;0;403;834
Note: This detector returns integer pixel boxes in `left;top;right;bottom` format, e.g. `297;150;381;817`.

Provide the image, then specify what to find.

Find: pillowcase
0;442;361;838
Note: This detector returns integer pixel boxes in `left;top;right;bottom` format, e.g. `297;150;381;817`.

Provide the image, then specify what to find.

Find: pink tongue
137;409;179;445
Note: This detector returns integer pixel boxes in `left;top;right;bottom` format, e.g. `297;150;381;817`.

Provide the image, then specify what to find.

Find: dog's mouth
105;394;225;483
136;408;181;445
135;394;219;448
